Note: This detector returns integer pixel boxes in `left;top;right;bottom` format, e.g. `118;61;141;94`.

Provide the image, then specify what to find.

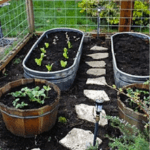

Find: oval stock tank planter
111;32;149;88
22;28;84;91
0;78;60;137
117;83;149;131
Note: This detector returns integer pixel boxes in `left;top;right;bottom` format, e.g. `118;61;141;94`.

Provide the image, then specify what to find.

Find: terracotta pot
117;83;149;131
0;78;60;137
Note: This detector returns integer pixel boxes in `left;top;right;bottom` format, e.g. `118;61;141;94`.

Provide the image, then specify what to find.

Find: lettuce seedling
60;60;67;68
64;47;68;53
12;98;28;109
45;42;49;48
63;52;69;59
40;53;45;59
43;85;51;96
67;41;72;49
45;63;53;72
35;58;42;66
40;47;46;53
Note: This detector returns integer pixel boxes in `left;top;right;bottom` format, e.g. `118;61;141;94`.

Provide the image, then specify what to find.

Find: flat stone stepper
59;128;102;150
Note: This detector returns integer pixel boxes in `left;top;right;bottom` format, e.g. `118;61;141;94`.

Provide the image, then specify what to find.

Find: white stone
59;128;102;150
86;77;106;85
87;53;108;59
84;90;110;101
86;69;106;76
90;46;108;51
31;148;41;150
85;61;106;67
75;104;108;126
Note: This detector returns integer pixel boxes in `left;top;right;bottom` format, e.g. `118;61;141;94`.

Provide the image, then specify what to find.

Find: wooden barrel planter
0;78;60;137
117;83;149;131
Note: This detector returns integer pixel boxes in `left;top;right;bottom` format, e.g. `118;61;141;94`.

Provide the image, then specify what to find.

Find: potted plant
0;78;60;137
111;32;149;88
117;82;149;131
22;28;84;91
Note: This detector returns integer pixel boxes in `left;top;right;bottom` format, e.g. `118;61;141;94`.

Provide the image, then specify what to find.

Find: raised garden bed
117;83;149;131
0;79;60;137
23;28;84;91
111;32;149;88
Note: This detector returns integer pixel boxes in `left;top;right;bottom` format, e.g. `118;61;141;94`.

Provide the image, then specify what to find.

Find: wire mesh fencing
0;0;149;61
0;0;29;60
33;0;149;33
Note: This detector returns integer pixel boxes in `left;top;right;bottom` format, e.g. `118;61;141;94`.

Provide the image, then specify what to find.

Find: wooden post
26;0;35;33
119;0;134;32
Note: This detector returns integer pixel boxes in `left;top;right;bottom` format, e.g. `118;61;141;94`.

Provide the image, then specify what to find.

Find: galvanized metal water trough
111;32;149;88
22;28;84;91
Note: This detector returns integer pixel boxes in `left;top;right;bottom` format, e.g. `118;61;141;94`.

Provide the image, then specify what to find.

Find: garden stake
97;7;105;39
93;98;104;146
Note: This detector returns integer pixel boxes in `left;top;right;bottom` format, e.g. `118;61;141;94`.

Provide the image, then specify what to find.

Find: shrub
133;0;150;26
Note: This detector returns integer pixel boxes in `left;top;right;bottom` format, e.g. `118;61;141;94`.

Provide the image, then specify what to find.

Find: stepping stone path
75;104;108;127
85;61;106;67
86;77;106;85
87;68;106;76
59;128;102;150
59;45;109;149
84;90;110;101
87;53;108;59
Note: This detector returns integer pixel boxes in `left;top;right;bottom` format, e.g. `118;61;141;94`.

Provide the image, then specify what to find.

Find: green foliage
85;141;99;150
44;42;49;48
58;116;67;124
13;58;21;65
12;98;28;109
35;53;45;66
99;1;120;25
35;58;42;66
60;60;67;68
63;48;69;59
78;0;120;25
43;85;51;96
40;47;46;53
10;85;52;108
133;0;150;26
67;41;72;49
106;116;149;150
45;64;53;72
63;47;68;53
143;79;150;85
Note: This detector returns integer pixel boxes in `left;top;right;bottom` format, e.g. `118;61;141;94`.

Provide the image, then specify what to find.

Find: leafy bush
78;0;120;25
133;0;150;26
78;0;149;26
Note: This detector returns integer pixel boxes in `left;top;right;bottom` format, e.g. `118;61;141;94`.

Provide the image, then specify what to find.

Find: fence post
26;0;35;33
119;0;134;32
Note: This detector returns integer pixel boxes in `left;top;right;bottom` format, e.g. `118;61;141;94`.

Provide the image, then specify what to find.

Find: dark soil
0;35;120;150
26;31;82;71
0;83;57;109
113;34;149;76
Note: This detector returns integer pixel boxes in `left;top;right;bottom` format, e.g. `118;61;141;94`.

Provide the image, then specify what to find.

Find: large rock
75;104;108;126
84;90;110;101
59;128;102;150
85;61;106;67
86;77;106;85
86;69;106;76
87;53;108;59
90;46;108;51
